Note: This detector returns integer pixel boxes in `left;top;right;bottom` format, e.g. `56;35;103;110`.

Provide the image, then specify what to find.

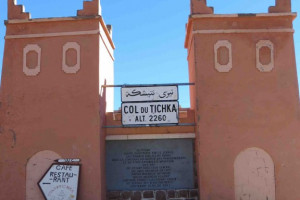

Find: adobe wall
186;0;300;199
0;1;114;199
0;0;299;200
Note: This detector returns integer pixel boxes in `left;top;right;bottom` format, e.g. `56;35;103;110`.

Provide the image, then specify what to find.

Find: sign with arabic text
121;86;178;102
38;164;80;200
122;101;179;125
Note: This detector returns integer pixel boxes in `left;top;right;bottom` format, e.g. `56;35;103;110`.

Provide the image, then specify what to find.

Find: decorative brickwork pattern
62;42;81;74
107;189;199;200
256;40;274;72
23;44;41;76
214;40;232;73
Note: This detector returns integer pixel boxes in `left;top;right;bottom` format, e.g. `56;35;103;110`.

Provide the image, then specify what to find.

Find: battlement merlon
190;0;292;14
190;0;213;15
8;0;30;20
269;0;291;13
77;0;101;16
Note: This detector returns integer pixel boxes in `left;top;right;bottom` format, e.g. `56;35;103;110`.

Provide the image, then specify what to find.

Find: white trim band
106;133;196;141
6;29;115;60
5;30;100;39
190;12;297;19
192;28;294;35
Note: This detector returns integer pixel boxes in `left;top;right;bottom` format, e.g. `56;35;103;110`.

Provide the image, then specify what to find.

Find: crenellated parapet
77;0;101;16
190;0;213;15
269;0;291;13
7;0;30;20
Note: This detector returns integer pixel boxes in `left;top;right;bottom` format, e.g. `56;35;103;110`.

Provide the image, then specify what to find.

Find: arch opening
26;150;61;200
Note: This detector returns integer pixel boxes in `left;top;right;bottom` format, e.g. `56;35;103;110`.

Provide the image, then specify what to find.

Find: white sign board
55;159;81;163
39;164;80;200
122;101;179;125
121;86;178;102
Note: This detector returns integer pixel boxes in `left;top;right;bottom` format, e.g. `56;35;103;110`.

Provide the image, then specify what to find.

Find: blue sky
0;0;299;110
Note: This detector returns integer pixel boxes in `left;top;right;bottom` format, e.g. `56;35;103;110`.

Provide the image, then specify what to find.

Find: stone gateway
0;0;299;200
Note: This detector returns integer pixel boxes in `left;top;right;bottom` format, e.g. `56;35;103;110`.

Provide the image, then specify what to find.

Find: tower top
190;0;292;14
7;0;101;20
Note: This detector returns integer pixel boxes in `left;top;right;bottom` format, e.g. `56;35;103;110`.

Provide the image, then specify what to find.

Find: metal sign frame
101;82;195;128
38;163;81;200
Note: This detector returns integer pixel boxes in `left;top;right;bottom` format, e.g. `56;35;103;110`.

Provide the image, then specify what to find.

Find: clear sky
0;0;299;110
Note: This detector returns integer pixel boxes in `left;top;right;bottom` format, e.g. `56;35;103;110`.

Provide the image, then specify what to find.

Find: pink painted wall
1;0;300;199
0;1;114;199
186;0;300;199
26;151;61;200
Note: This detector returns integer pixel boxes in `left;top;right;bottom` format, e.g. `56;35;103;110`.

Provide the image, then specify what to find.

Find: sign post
38;164;80;200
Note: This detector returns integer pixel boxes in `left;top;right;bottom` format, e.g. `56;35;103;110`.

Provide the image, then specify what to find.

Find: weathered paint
234;147;275;200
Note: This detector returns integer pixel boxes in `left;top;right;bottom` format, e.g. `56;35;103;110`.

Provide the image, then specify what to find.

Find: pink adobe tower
186;0;300;199
0;0;114;199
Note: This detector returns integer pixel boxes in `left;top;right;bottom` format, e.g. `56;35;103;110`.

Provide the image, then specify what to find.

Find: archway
234;147;275;200
26;150;61;200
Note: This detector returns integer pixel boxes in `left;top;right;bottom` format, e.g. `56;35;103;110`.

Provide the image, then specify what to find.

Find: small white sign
122;101;179;125
55;159;81;163
121;86;178;102
39;164;80;200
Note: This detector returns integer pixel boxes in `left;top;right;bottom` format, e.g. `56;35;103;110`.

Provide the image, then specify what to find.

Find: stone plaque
106;139;194;191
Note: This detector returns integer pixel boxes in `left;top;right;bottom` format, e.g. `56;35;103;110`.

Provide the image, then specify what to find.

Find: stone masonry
107;189;199;200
